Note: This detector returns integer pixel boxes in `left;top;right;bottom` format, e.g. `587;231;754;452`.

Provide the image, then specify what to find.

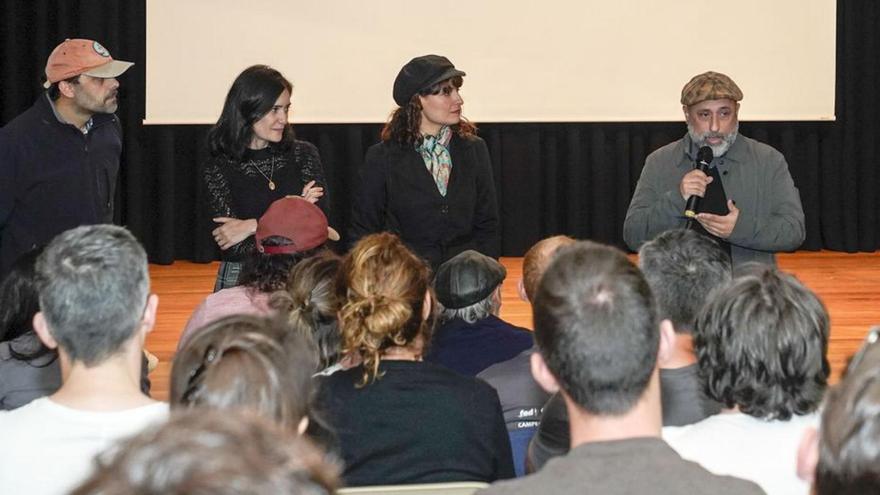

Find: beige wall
145;0;836;124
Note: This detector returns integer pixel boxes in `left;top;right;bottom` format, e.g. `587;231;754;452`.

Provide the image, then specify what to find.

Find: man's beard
688;122;739;158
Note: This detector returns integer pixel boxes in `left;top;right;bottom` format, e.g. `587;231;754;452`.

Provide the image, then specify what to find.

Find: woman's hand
212;218;257;250
300;180;324;203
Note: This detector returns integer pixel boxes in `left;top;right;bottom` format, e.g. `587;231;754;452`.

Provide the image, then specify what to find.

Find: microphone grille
697;146;714;165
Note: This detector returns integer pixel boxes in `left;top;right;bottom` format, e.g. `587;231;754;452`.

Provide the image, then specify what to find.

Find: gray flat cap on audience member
434;250;506;309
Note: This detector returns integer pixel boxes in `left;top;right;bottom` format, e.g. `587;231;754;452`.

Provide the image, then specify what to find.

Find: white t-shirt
0;397;169;494
663;411;819;495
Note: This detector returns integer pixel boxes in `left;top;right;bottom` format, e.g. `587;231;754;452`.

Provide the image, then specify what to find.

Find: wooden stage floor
146;251;880;402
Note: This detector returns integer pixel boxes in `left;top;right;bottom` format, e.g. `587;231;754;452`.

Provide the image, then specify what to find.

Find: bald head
521;235;576;302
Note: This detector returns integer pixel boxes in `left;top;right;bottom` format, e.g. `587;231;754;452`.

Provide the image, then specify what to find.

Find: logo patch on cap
92;41;110;58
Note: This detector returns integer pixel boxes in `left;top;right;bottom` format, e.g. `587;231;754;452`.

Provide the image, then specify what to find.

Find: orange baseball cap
43;39;133;88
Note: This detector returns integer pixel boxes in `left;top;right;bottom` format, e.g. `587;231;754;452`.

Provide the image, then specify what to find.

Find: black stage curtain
1;1;878;264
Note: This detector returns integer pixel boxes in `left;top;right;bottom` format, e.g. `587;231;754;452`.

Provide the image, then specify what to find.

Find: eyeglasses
181;345;219;404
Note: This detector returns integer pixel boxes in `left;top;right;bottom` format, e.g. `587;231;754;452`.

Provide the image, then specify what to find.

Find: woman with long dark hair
348;55;499;270
204;65;329;290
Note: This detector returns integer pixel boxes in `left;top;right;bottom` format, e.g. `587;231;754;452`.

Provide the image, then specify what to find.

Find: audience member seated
478;241;763;495
796;326;880;495
271;251;348;374
426;250;532;375
71;410;339;495
664;265;829;495
180;196;336;346
477;235;574;476
316;233;514;486
171;314;318;434
0;225;169;495
528;229;730;471
0;248;60;410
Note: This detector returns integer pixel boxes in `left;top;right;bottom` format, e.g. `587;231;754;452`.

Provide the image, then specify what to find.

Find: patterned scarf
417;126;453;196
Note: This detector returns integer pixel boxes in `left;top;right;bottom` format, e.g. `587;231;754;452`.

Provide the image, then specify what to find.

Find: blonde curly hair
337;233;433;386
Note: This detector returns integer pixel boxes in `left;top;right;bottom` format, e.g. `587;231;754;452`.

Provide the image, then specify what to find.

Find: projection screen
145;0;836;124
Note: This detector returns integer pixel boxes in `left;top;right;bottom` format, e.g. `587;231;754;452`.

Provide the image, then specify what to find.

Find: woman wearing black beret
348;55;500;270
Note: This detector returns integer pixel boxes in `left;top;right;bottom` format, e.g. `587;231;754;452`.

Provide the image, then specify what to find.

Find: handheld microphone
684;146;715;218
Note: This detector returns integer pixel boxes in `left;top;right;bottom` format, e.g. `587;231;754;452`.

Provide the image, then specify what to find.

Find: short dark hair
0;247;56;364
533;241;659;415
36;225;149;366
71;410;339;495
695;266;830;420
46;75;80;100
171;315;318;431
207;65;294;161
638;229;731;333
815;328;880;494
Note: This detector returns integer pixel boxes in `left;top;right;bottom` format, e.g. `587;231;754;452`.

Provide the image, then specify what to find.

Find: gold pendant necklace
250;156;276;190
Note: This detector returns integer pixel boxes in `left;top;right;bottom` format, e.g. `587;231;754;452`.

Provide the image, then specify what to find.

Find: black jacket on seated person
316;360;515;486
347;135;500;270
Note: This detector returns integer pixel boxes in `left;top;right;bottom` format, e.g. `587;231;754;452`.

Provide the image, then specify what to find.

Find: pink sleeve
178;299;210;350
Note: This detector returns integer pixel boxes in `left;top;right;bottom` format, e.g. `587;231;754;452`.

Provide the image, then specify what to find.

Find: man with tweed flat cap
623;71;804;266
0;39;134;280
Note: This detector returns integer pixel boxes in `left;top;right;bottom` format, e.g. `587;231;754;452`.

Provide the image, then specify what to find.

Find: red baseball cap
43;39;134;88
256;197;340;255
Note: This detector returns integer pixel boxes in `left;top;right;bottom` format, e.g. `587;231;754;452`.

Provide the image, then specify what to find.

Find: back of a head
814;328;880;494
171;315;318;431
338;232;431;386
522;235;576;302
71;410;338;495
272;251;343;369
36;225;149;366
638;229;731;333
239;238;316;294
0;248;44;343
533;241;658;415
695;266;830;420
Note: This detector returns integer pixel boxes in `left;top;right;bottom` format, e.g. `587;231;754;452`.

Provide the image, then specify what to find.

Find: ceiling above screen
145;0;836;124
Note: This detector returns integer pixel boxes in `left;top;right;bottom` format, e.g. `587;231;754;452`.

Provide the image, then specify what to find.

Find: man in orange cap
0;39;134;280
623;71;805;267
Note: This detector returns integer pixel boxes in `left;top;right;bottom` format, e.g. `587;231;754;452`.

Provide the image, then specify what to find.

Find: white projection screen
145;0;836;124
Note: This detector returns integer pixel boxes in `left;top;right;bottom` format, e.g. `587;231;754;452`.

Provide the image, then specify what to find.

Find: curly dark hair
694;267;830;420
380;76;477;148
238;236;323;294
207;65;294;161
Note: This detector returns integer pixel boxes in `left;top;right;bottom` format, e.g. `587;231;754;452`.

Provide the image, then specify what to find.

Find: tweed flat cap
680;71;743;106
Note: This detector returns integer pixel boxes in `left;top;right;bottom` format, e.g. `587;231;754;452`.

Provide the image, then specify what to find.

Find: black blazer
348;134;500;269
